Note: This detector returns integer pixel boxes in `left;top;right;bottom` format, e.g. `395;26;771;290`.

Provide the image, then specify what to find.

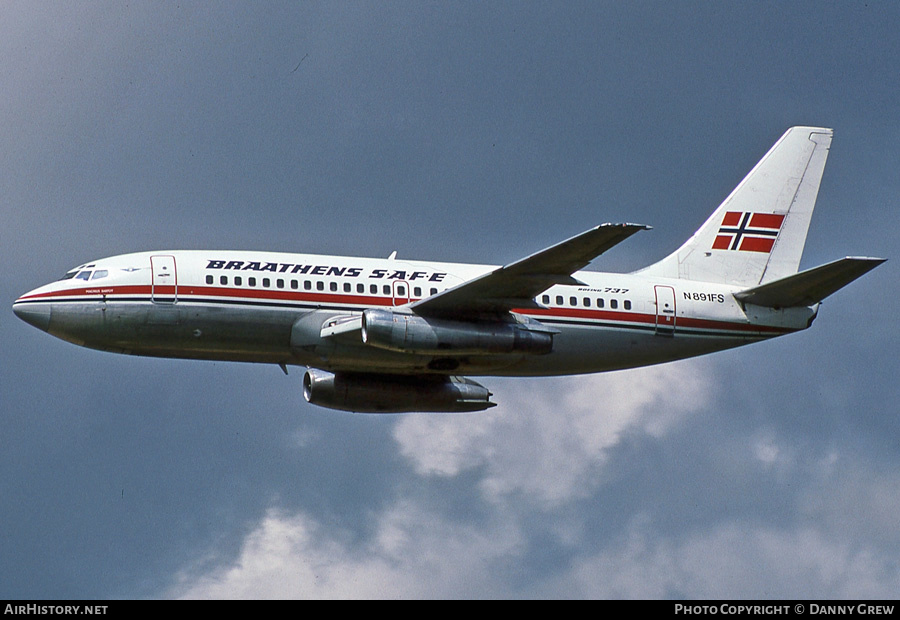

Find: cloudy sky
2;1;898;599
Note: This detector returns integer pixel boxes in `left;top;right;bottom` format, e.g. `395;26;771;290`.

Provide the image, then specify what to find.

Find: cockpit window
60;264;98;281
91;270;108;280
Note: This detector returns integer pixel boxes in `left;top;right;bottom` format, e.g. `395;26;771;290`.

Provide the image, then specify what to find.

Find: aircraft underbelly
312;321;753;376
51;301;294;361
47;300;762;374
489;323;749;376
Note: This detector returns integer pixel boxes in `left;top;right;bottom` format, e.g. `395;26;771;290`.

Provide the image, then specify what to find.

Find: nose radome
13;302;51;332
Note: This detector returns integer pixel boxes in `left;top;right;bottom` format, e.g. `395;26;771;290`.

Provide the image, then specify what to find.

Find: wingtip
597;222;652;231
844;256;887;264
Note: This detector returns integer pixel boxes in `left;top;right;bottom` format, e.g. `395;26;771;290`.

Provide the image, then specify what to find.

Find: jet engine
302;368;496;413
360;308;553;356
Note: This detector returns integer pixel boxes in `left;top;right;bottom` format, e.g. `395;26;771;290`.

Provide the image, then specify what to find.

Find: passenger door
654;285;676;336
150;255;177;304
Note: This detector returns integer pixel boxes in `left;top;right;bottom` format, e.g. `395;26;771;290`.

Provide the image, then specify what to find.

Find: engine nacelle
360;309;553;356
303;368;496;413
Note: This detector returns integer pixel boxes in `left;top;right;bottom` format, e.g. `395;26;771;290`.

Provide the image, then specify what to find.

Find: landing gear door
654;285;676;336
151;255;177;304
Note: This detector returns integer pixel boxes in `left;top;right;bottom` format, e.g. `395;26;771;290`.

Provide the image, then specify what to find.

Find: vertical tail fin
638;127;833;286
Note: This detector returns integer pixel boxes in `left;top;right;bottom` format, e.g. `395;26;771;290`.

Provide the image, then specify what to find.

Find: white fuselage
12;250;815;377
13;128;880;413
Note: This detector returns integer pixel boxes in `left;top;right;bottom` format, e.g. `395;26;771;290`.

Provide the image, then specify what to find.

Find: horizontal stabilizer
733;257;886;308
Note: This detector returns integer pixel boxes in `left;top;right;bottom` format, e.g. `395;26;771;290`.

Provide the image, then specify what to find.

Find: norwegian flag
712;211;785;253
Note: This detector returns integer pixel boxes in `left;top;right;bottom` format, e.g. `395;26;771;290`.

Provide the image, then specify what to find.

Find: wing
408;223;649;317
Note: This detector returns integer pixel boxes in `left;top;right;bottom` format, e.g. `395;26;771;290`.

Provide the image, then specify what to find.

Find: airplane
13;127;885;413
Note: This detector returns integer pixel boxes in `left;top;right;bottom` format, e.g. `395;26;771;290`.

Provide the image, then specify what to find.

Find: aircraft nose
13;301;51;332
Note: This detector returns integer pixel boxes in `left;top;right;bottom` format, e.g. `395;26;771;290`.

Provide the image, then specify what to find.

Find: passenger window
344;282;351;293
597;298;604;308
249;277;256;287
304;281;311;290
291;280;298;290
277;279;284;289
383;285;390;295
556;295;563;305
357;283;364;293
624;300;631;310
397;286;406;296
414;287;421;297
263;278;271;288
610;299;618;309
235;276;242;286
330;282;337;292
220;276;228;285
316;281;324;291
370;284;378;294
206;275;214;285
542;295;550;304
430;288;438;296
570;296;577;306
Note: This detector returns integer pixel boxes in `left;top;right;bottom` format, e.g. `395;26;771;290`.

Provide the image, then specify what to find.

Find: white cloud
393;361;713;506
169;502;524;599
165;361;900;599
750;427;790;468
169;498;900;599
170;362;716;598
567;519;900;599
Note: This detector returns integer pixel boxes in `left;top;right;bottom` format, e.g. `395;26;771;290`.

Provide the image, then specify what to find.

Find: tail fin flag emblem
712;211;785;253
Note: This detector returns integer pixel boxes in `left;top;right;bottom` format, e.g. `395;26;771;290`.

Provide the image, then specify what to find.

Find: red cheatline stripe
18;285;149;300
527;306;655;326
18;285;794;335
675;315;789;334
524;307;790;335
17;284;403;308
